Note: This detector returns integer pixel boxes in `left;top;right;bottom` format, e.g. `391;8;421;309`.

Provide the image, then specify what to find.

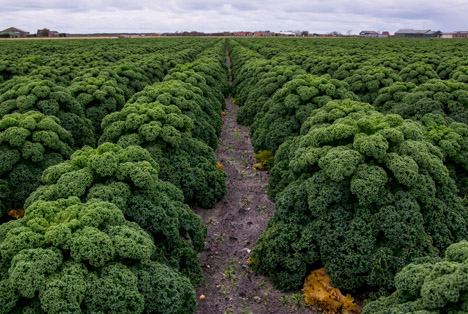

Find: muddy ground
193;49;317;314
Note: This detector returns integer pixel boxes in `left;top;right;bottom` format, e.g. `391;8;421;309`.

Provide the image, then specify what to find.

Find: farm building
275;31;296;36
254;31;271;37
233;31;253;36
360;30;379;37
37;28;60;37
395;29;439;38
0;27;30;38
453;31;468;38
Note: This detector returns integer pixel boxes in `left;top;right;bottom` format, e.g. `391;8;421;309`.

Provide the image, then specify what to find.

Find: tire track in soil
193;47;316;314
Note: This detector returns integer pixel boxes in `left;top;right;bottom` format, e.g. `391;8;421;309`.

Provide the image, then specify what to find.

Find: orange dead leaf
302;268;360;314
222;111;227;116
253;150;273;170
216;161;223;170
7;208;25;219
253;162;265;170
246;255;259;267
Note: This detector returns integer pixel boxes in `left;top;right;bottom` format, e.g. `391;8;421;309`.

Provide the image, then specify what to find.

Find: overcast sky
1;0;467;34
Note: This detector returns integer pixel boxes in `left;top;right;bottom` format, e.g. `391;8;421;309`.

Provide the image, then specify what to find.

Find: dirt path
193;46;316;314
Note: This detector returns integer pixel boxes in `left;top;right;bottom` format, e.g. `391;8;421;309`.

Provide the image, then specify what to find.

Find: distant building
452;31;468;39
441;33;454;39
381;31;390;37
275;31;296;37
253;31;271;37
395;29;439;38
233;31;253;37
0;27;30;38
359;30;379;37
37;28;60;38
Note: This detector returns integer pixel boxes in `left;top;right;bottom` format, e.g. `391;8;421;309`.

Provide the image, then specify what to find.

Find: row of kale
236;37;468;81
0;37;212;85
0;39;228;313
228;38;468;312
0;39;219;215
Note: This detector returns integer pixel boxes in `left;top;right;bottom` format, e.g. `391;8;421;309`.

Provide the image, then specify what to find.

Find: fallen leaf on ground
302;268;360;314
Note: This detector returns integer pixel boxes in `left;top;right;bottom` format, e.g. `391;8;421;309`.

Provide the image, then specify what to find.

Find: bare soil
193;48;317;314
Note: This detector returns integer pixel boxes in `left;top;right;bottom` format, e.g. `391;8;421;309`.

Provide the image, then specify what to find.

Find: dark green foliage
363;241;468;314
99;102;226;208
112;63;152;97
450;65;468;83
303;56;352;76
128;80;219;148
373;81;417;112
0;61;21;84
133;260;197;314
130;54;169;83
250;74;358;154
332;62;364;81
421;113;468;196
0;111;73;220
0;78;95;147
26;143;206;284
164;69;224;114
408;53;441;69
232;57;291;106
28;66;76;86
168;55;229;98
69;72;125;135
399;62;440;85
344;66;402;103
368;55;408;72
0;58;40;84
237;65;306;126
0;197;197;314
436;58;468;79
163;70;223;135
381;79;468;125
253;100;467;292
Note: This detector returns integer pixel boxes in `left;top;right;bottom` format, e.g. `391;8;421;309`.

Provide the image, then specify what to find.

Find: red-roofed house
453;31;468;38
360;30;379;37
233;32;253;37
254;31;271;37
0;27;29;38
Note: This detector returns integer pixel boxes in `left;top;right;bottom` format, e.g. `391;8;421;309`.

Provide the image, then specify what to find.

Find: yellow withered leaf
216;161;223;170
302;268;360;314
253;150;273;170
7;208;25;219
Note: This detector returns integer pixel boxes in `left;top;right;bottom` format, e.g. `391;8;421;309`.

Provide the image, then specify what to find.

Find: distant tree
41;29;49;37
301;31;309;37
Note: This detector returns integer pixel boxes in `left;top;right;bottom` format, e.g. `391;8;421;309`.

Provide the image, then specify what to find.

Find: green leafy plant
0;111;73;220
363;240;468;313
254;100;467;292
0;198;197;314
25;143;207;285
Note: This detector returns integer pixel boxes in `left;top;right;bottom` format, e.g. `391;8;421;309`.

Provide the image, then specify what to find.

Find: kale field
1;37;468;313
